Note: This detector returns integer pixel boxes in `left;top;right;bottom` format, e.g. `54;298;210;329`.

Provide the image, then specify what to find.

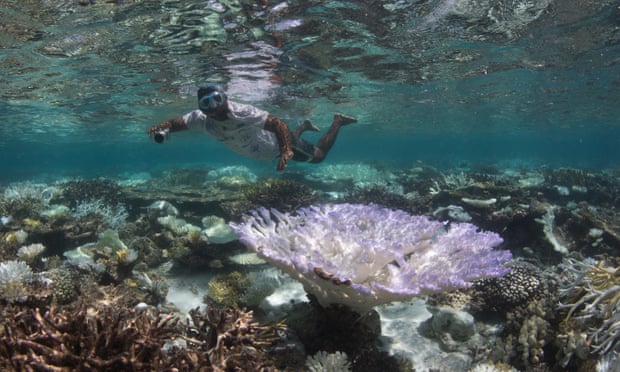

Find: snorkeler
148;85;357;171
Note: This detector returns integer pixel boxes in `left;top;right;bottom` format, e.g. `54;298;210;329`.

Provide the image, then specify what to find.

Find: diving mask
199;91;225;111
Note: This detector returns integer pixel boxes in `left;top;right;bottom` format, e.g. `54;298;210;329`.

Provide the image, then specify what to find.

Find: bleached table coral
230;203;512;315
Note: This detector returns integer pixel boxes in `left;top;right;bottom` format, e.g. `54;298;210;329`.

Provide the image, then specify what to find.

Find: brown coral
0;303;181;371
186;305;284;371
0;297;287;372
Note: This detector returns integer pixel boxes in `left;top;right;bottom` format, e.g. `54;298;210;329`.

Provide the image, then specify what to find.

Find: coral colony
230;203;512;315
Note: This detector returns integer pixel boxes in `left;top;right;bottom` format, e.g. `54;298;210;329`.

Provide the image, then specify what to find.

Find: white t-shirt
182;101;280;161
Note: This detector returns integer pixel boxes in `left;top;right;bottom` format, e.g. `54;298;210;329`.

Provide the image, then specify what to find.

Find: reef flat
0;162;618;371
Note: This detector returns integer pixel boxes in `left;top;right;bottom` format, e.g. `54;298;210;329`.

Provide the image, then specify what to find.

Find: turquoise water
1;0;619;181
2;2;620;370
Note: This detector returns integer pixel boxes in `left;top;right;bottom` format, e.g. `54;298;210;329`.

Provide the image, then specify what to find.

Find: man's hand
277;149;294;171
147;125;162;137
147;117;186;139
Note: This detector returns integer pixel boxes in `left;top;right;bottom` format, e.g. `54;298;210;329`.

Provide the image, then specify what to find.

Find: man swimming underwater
148;85;357;171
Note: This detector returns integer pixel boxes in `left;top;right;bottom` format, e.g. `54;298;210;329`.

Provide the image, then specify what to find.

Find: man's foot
302;119;321;132
333;113;357;126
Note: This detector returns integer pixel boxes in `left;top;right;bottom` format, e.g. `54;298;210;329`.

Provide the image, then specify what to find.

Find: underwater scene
1;0;619;371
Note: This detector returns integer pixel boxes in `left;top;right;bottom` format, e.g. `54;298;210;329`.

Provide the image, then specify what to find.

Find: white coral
17;243;46;263
240;269;282;306
558;258;620;358
535;205;569;254
0;260;34;285
231;204;511;315
305;351;351;372
228;252;266;265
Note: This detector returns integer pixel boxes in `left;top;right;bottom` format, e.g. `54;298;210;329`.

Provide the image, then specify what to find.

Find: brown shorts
290;132;315;162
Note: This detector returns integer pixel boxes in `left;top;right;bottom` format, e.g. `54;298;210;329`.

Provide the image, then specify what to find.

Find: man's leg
293;119;320;137
310;114;357;163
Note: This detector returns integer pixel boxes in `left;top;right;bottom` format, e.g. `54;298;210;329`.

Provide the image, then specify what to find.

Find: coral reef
230;203;511;315
206;165;258;188
471;262;558;370
243;178;318;213
1;164;619;371
0;182;59;219
64;229;138;283
304;163;399;193
59;179;123;208
345;185;415;213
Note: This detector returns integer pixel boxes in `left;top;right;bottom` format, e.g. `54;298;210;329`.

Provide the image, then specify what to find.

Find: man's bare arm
263;115;294;171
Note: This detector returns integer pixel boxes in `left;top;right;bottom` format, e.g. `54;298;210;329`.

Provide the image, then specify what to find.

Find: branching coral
0;304;181;371
558;257;620;358
72;198;129;230
1;182;59;219
186;305;284;370
0;300;285;371
0;260;49;304
230;203;512;315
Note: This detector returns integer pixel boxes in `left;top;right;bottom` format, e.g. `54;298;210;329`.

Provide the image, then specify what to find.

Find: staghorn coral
428;171;476;195
230;203;512;315
186;305;284;371
557;257;620;360
0;303;183;371
72;198;129;230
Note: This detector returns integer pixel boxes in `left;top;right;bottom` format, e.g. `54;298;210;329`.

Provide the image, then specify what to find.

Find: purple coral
230;203;511;314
